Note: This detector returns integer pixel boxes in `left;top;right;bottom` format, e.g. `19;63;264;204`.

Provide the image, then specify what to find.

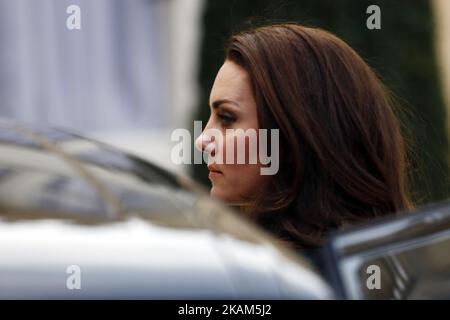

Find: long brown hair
225;24;412;249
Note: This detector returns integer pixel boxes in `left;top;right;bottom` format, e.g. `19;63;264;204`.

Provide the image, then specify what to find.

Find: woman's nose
195;132;215;156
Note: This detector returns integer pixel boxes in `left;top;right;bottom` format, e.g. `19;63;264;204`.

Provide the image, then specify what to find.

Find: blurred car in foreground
0;119;448;299
0;119;331;299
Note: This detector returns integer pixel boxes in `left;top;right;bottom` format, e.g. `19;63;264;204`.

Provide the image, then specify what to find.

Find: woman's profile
195;24;412;250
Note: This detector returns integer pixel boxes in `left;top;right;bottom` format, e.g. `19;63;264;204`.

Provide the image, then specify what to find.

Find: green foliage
192;0;450;204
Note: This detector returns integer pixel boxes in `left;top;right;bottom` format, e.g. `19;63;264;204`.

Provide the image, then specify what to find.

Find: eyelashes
217;112;236;126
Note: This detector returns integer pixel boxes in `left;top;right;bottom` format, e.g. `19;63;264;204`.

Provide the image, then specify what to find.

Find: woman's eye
218;112;235;126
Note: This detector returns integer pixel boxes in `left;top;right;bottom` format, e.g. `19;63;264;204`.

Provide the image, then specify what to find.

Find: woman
195;24;412;250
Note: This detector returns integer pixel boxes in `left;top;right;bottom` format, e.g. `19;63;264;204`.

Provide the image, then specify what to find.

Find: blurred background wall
0;0;171;130
0;0;179;172
434;0;450;155
0;0;448;204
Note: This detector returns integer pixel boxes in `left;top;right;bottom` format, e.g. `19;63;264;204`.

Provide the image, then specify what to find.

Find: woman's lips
208;165;223;179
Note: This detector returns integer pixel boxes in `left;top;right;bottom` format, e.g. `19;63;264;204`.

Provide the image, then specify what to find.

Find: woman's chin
210;187;244;205
210;186;226;201
210;186;231;201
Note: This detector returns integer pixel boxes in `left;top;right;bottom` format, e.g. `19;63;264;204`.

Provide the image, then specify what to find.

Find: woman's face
195;60;269;205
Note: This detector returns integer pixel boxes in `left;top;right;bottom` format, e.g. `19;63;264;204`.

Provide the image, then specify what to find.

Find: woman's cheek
223;163;266;199
211;130;268;204
222;130;256;165
212;165;248;203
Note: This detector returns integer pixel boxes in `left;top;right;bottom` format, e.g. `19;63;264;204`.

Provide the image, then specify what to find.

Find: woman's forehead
210;61;253;106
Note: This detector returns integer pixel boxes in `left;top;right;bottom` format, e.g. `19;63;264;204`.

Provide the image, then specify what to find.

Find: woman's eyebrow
211;99;240;110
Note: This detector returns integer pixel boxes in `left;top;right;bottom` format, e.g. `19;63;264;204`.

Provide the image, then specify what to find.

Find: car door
321;200;450;299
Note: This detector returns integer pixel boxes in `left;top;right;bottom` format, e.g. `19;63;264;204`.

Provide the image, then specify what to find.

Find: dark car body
323;200;450;299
